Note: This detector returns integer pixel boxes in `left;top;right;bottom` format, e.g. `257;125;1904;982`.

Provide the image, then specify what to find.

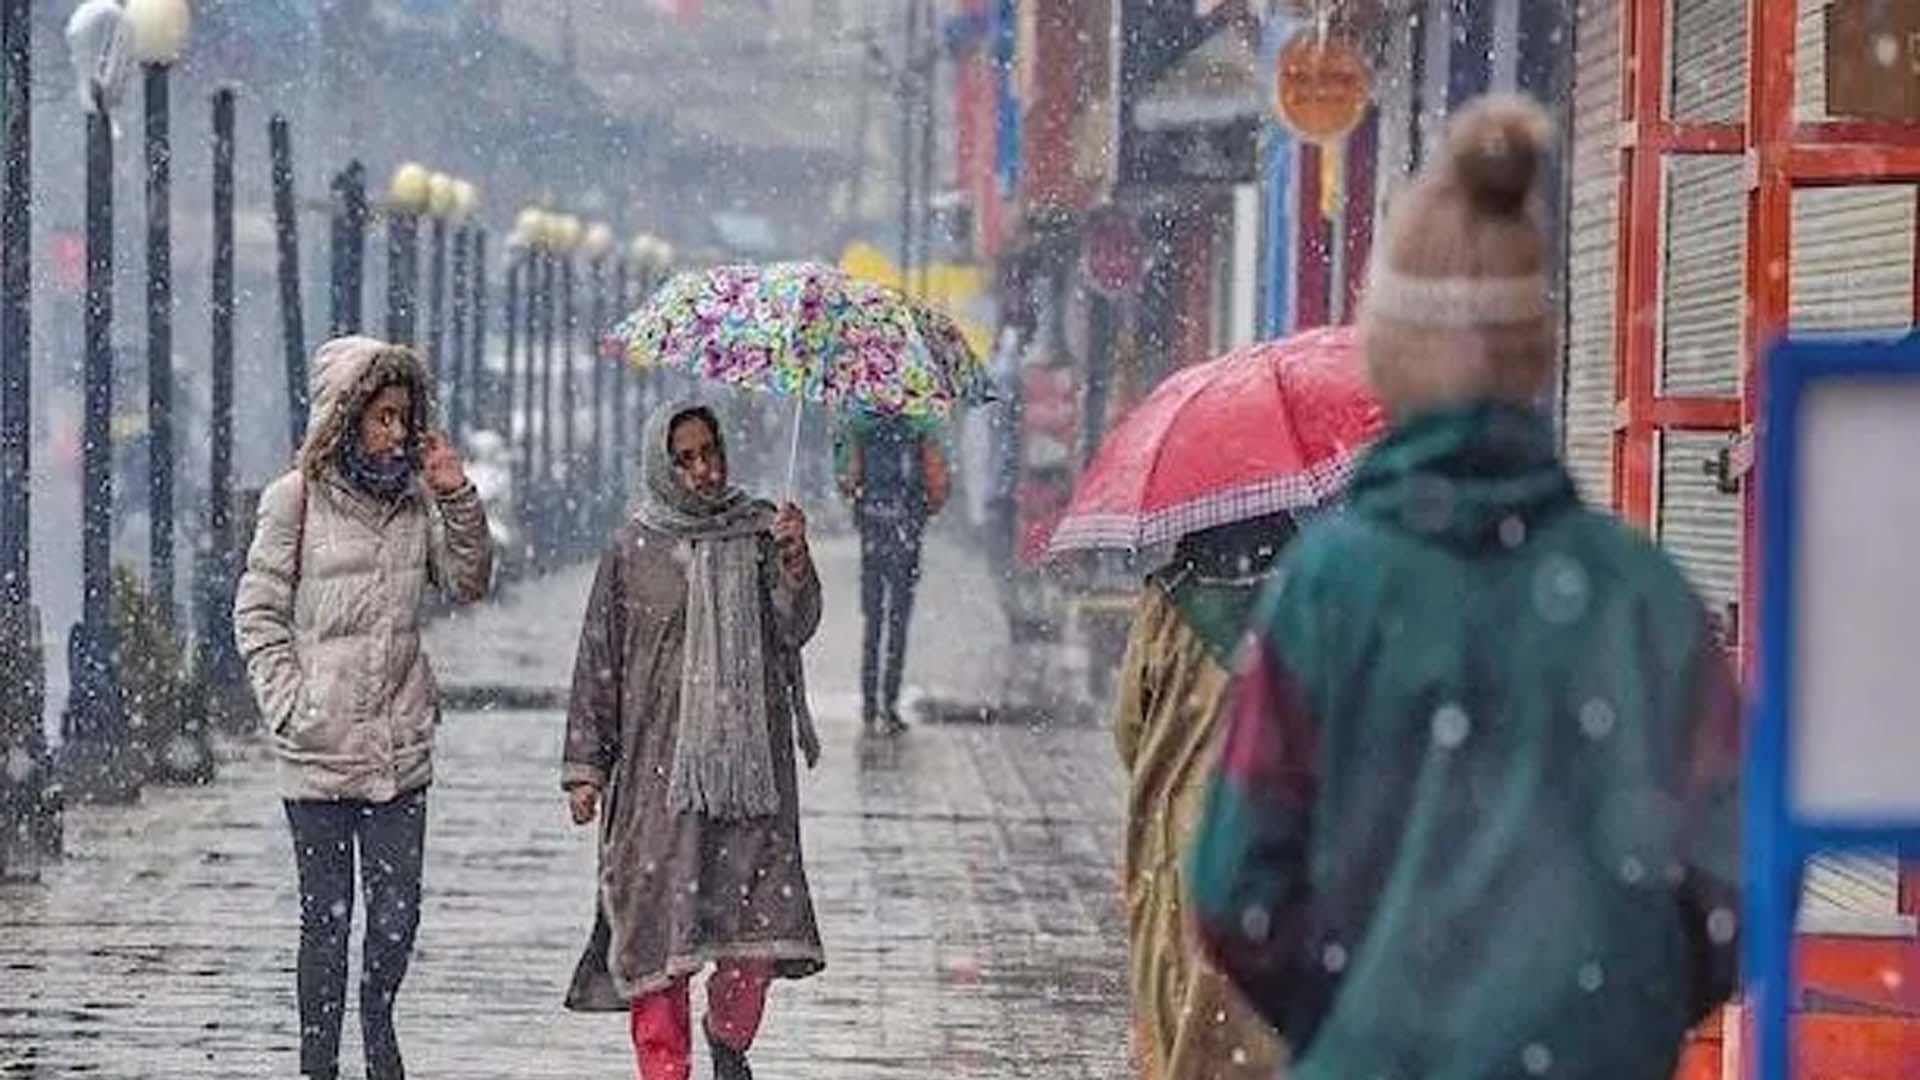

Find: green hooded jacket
1188;404;1742;1080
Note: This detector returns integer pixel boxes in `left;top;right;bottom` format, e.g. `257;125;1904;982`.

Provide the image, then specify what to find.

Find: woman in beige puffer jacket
234;335;490;1080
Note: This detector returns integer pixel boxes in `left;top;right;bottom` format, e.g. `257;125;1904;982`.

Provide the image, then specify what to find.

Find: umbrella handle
783;396;803;502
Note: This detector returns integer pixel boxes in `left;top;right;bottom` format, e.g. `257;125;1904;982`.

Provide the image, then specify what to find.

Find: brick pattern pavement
1;533;1134;1078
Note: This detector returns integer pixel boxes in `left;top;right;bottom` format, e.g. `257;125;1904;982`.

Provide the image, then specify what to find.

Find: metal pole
448;225;470;438
387;212;418;345
69;103;124;781
540;251;555;489
144;64;175;621
502;255;520;448
386;213;404;342
329;169;346;337
269;115;306;450
517;251;538;524
346;163;367;333
0;0;29;619
588;254;606;527
0;0;52;863
427;215;447;384
207;88;237;685
331;159;367;335
610;257;628;499
468;228;488;433
561;255;576;526
537;250;556;562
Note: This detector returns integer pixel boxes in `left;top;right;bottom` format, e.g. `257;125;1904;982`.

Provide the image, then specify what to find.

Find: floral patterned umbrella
604;261;991;420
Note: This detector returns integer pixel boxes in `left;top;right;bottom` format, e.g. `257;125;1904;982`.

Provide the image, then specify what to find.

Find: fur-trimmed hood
296;336;434;478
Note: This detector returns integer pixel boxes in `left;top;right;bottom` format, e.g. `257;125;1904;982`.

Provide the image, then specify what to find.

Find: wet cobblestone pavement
1;534;1133;1078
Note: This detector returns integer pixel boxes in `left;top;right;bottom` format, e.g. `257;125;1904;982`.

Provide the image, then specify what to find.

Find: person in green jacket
1187;94;1742;1080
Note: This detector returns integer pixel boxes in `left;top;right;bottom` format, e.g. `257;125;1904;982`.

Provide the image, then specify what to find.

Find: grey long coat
563;518;825;1008
234;337;492;803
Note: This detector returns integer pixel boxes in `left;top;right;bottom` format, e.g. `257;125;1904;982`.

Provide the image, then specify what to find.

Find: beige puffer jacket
234;336;492;803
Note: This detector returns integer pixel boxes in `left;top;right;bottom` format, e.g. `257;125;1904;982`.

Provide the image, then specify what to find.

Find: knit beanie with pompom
1359;93;1556;416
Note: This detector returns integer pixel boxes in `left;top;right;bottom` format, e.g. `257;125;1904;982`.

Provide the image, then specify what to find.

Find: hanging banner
1275;27;1370;144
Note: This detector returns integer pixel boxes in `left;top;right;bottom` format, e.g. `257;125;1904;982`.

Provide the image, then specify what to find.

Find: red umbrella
1047;325;1386;556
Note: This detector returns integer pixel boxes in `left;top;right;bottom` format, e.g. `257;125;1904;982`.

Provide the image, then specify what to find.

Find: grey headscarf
636;403;793;820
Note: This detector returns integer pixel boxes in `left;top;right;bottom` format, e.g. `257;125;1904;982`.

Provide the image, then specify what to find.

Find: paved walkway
0;532;1134;1078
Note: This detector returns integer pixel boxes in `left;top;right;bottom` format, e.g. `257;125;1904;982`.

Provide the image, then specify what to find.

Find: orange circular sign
1276;30;1372;143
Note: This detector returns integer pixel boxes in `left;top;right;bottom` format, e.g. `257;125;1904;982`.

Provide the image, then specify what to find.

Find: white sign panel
1791;376;1920;818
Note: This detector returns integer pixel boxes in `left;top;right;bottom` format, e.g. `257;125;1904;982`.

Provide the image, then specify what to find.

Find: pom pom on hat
1443;94;1554;215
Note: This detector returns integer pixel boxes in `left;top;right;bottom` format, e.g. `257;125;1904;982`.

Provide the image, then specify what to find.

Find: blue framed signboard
1750;332;1920;1079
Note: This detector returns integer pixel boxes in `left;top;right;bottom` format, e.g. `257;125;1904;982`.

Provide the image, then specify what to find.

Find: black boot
706;1022;753;1080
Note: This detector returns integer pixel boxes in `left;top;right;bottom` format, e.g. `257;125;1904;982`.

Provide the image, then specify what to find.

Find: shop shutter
1791;186;1918;336
1790;2;1918;338
1662;156;1746;396
1563;0;1619;506
1784;0;1915;938
1654;429;1741;617
1670;0;1746;123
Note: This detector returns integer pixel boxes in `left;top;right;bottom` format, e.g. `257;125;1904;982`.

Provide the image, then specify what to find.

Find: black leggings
284;789;428;1080
859;511;926;716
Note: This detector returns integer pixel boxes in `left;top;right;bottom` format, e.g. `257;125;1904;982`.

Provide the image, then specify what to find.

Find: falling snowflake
1578;699;1616;740
1430;703;1471;750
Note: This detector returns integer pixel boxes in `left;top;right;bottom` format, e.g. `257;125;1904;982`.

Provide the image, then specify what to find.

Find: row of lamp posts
379;162;486;442
1;0;673;876
2;0;199;873
501;206;672;570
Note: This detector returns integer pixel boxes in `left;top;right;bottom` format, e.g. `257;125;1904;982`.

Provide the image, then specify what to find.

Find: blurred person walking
837;411;948;736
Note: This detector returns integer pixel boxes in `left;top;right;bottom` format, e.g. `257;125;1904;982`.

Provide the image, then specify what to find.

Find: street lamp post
202;88;239;705
514;209;550;564
329;160;368;335
549;214;581;547
0;0;57;874
501;231;523;454
627;236;656;486
629;235;673;437
511;212;540;550
0;0;30;625
385;162;428;345
581;223;612;532
63;0;132;802
446;179;477;440
425;172;453;386
468;227;488;434
447;223;468;437
268;114;306;450
126;0;188;623
538;220;557;493
610;250;630;499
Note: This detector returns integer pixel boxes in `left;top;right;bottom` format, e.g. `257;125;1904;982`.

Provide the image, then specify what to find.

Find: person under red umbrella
1113;511;1298;1080
1056;309;1386;1080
